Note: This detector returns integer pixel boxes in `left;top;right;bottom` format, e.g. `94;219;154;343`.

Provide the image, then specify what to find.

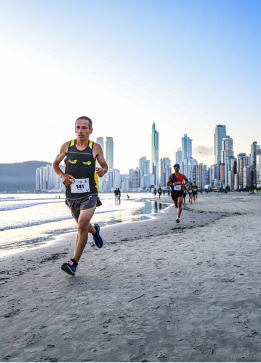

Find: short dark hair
75;116;92;129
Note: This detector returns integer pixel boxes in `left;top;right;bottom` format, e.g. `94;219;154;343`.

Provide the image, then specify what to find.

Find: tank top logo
82;161;92;165
68;159;77;164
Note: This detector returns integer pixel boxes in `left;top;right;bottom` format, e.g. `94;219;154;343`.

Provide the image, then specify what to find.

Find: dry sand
1;193;261;362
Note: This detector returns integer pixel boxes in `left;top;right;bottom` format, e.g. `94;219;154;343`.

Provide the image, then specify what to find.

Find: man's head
193;182;196;186
173;163;180;172
75;116;93;141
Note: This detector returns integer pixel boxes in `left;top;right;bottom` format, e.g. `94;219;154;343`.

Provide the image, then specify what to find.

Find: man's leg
73;206;96;263
73;218;96;258
177;197;183;218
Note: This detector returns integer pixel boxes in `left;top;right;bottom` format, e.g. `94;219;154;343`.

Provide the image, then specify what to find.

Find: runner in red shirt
167;164;188;223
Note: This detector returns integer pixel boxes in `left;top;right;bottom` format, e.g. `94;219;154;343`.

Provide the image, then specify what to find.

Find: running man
167;164;188;223
187;183;193;204
52;116;108;276
182;185;187;205
158;187;162;199
192;182;198;204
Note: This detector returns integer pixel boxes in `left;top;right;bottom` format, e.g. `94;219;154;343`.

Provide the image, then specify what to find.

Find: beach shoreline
1;193;261;361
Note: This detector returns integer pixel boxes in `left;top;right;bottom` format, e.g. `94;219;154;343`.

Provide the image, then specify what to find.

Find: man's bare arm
183;174;188;184
52;141;74;186
167;175;174;187
93;143;108;177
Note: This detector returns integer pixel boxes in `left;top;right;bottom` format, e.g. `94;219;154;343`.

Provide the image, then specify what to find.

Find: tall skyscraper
151;122;159;186
139;157;150;188
106;137;114;169
251;141;260;168
182;134;192;159
221;135;234;163
214;125;226;164
160;158;171;187
96;137;104;168
175;147;182;164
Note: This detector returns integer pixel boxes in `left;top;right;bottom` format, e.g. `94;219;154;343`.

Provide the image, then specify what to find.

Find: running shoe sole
61;263;75;276
176;219;180;223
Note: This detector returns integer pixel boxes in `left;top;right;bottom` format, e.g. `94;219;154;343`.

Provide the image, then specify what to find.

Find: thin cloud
194;145;214;156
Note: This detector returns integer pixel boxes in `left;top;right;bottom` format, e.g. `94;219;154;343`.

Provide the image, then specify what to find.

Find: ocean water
0;193;170;256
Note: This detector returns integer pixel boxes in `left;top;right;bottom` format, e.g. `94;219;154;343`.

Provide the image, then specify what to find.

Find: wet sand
1;193;261;362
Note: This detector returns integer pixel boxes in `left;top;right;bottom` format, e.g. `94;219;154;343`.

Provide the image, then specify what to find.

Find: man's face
174;167;180;172
75;119;93;141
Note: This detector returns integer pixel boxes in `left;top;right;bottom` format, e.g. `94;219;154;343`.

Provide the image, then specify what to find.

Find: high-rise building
132;170;140;189
221;135;234;163
151;122;159;186
139;157;150;188
182;134;192;160
220;163;225;182
214;125;226;164
160;158;171;187
250;141;260;167
35;165;64;191
210;163;221;185
106;137;114;169
243;166;251;188
224;157;236;187
237;153;247;188
193;163;207;188
113;169;121;188
175;147;182;164
257;149;261;187
180;157;198;183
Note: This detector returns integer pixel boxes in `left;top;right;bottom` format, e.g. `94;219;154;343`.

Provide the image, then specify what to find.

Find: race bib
174;185;181;191
70;178;90;193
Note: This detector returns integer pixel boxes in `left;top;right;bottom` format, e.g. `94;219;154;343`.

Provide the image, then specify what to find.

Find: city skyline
1;1;261;173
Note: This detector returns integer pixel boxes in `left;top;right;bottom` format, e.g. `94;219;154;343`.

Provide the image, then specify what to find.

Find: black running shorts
193;191;197;196
171;190;184;201
65;196;101;220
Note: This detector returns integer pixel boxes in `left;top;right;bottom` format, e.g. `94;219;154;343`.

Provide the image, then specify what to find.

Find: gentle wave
0;201;62;211
0;215;73;231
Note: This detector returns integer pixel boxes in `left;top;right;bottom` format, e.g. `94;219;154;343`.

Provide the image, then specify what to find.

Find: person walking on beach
167;164;188;223
114;188;119;204
118;188;121;204
52;116;108;276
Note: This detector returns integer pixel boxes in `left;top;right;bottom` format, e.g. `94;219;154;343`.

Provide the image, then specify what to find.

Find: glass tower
151;122;159;186
106;137;114;169
182;134;192;159
221;135;234;163
214;125;226;164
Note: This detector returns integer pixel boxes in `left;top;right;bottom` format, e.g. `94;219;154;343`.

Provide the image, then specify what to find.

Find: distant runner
52;116;108;276
154;188;157;196
182;185;187;205
192;182;198;204
167;164;188;223
158;187;162;199
187;183;193;204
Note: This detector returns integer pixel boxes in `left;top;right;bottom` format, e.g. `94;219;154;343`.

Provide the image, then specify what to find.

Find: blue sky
0;0;260;172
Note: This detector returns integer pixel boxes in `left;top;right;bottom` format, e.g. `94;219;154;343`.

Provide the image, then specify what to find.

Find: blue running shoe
93;224;103;248
61;259;77;276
